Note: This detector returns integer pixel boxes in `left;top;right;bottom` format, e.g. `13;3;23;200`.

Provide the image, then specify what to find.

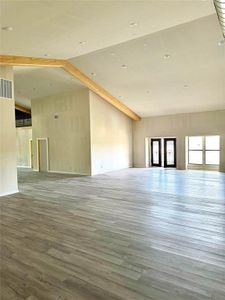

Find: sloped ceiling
1;0;224;117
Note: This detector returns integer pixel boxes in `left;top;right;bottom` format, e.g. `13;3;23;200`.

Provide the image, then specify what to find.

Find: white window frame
188;135;220;167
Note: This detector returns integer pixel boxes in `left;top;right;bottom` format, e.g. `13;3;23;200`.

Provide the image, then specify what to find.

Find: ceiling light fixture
121;64;127;69
2;26;13;31
218;39;225;46
130;22;138;27
163;54;171;59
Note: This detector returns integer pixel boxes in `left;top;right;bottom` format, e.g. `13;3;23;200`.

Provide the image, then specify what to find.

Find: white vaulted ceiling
71;14;225;116
1;0;224;117
0;0;215;58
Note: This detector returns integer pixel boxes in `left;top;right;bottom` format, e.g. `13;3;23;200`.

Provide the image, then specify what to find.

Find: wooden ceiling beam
15;103;31;114
0;55;64;68
62;61;140;121
0;54;141;121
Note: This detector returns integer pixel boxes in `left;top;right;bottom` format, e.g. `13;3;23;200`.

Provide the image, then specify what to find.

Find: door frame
151;138;162;167
164;138;177;168
37;137;49;172
29;139;33;169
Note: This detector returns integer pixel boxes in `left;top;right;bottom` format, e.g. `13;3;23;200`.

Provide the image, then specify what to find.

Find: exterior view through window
188;136;220;165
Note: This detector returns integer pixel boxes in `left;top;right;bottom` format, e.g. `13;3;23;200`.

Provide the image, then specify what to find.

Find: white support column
0;66;18;196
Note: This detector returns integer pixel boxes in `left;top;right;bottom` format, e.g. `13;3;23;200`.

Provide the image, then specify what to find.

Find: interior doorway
37;138;49;172
150;137;177;168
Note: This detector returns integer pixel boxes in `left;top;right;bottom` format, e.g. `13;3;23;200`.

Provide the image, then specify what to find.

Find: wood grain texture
0;55;64;67
0;55;141;121
1;168;225;300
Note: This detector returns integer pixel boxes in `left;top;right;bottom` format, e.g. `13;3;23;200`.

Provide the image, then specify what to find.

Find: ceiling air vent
214;0;225;37
0;78;13;99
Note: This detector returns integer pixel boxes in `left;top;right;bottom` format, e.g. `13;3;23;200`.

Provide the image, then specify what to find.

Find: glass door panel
151;139;161;167
164;138;176;168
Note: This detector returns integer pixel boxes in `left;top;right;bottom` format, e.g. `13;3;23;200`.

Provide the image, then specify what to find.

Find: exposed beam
0;55;64;68
15;103;31;114
0;55;141;121
62;61;140;121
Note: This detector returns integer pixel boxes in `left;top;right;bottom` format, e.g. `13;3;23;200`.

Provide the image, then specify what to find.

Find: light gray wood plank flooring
1;168;225;300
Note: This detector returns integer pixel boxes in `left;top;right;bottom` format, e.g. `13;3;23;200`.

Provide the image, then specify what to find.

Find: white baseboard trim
17;165;31;168
0;189;19;197
48;170;88;176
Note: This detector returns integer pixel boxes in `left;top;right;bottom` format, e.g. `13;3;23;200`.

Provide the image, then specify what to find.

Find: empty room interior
0;1;225;299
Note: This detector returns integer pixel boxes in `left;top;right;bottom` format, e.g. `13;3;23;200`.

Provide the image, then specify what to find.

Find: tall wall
31;89;91;175
0;66;18;196
89;91;133;175
16;127;32;167
31;89;133;176
133;110;225;172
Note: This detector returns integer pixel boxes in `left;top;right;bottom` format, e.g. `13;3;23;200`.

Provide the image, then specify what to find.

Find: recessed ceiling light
218;40;225;46
130;22;138;27
163;54;171;59
2;26;13;31
121;64;127;69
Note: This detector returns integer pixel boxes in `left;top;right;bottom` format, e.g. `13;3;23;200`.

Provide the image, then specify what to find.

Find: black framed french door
151;139;162;167
164;138;176;168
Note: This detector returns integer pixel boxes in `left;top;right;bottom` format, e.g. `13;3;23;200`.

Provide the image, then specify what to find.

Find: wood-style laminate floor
1;168;225;300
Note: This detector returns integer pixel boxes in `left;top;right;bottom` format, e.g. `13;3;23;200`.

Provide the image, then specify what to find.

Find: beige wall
31;89;91;175
0;66;18;196
31;90;133;176
90;91;133;175
16;127;32;167
133;110;225;172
